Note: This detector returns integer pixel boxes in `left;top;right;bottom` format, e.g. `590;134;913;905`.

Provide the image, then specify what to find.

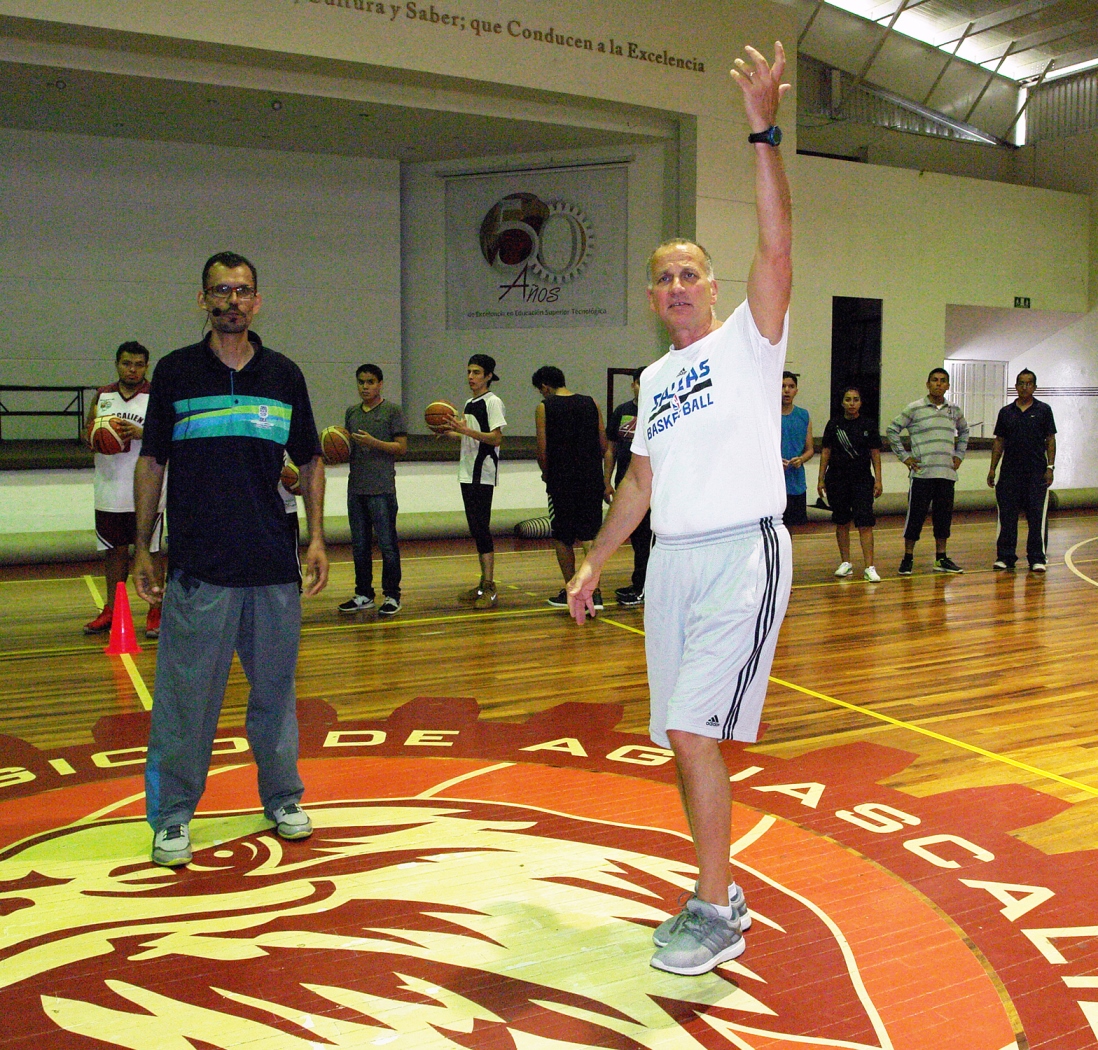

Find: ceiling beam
923;21;974;107
1000;58;1055;139
848;0;914;93
932;0;1065;48
963;40;1018;124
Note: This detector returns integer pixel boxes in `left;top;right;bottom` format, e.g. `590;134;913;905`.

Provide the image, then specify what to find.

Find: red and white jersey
91;380;160;513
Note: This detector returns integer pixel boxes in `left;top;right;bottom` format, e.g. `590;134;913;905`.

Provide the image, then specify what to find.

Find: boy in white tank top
83;341;165;637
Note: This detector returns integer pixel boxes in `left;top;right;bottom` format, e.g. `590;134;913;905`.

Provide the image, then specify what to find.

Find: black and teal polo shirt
141;331;321;587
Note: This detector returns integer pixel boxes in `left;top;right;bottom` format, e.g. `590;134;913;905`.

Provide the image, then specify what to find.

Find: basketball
425;400;457;433
90;416;130;456
280;460;301;495
320;425;352;464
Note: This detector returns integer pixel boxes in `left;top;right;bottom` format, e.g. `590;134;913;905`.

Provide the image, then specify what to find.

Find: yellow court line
121;652;154;711
768;674;1098;798
83;574;104;607
1064;537;1098;588
594;615;1098;798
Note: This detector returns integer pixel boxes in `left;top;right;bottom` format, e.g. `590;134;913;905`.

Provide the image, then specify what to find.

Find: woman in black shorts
817;387;883;582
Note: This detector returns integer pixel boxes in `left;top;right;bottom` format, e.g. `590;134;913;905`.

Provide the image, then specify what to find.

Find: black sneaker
898;554;914;576
592;588;604;611
934;556;964;574
377;597;401;617
547;589;569;608
338;594;375;613
615;587;643;606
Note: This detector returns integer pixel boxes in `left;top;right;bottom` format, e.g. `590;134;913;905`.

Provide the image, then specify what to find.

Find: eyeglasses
204;283;257;302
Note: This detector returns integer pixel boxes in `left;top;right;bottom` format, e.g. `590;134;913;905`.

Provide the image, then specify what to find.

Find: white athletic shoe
834;561;854;578
863;566;881;583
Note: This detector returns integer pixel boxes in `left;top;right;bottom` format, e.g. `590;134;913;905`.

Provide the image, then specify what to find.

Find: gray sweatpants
145;570;304;831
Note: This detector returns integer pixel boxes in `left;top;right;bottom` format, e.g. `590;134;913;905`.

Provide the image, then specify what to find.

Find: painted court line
417;762;516;799
1064;537;1098;588
595;616;1098;799
768;674;1098;799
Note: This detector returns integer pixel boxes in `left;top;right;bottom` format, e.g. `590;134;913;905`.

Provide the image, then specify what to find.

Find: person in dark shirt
133;251;328;868
532;365;609;610
986;369;1057;571
605;367;651;606
817;386;883;582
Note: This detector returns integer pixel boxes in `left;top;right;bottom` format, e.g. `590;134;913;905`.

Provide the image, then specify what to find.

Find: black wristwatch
748;125;782;147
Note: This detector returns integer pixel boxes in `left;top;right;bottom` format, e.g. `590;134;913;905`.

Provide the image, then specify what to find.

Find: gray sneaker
650;897;745;975
653;882;750;947
270;803;313;840
152;823;192;867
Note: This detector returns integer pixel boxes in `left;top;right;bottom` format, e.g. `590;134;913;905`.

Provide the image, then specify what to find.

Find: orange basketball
280;460;301;495
90;416;129;455
425;400;457;433
320;425;352;464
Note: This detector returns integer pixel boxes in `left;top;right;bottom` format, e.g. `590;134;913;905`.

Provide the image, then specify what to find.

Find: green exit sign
1014;296;1031;308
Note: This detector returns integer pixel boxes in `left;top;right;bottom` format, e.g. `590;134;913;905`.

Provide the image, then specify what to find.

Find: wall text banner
445;164;627;329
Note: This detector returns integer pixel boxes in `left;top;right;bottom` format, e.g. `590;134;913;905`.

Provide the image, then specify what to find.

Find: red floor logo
0;697;1093;1048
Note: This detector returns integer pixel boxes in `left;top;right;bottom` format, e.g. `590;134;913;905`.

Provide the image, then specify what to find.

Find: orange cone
104;580;142;654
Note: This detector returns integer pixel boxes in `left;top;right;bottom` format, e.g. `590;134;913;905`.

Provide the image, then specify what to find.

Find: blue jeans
348;491;401;600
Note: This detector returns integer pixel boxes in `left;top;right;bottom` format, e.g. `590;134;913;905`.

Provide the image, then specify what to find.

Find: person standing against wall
817;386;882;582
443;354;506;608
605;367;651;606
531;365;608;610
338;363;407;617
986;368;1056;572
887;367;969;575
780;370;813;527
83;341;166;638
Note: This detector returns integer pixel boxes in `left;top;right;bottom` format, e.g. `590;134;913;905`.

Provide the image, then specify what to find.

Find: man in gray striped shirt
887;367;970;575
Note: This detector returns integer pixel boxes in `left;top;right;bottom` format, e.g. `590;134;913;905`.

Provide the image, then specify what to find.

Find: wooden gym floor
0;509;1095;1049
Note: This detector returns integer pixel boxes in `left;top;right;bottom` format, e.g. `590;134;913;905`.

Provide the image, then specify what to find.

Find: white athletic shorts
644;516;792;749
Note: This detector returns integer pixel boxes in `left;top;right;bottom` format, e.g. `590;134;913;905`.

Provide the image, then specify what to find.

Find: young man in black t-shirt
987;369;1057;571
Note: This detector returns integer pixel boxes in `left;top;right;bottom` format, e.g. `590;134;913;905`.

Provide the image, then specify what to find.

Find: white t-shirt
631;299;788;539
459;391;507;486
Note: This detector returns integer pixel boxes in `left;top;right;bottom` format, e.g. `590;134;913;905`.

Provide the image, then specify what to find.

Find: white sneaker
863;566;881;583
834;561;854;577
1031;562;1047;572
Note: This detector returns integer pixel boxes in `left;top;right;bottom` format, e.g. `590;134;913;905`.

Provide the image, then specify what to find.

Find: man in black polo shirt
986;368;1057;572
132;251;329;867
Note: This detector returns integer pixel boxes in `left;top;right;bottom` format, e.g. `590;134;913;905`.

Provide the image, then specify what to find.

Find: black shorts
95;509;163;552
548;485;604;546
825;472;875;528
783;492;808;526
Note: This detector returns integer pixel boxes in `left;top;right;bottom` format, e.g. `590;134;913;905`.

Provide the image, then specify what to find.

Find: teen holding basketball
82;340;165;637
438;354;506;607
338;363;407;617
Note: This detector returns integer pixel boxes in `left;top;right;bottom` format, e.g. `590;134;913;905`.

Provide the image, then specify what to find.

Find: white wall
789;154;1090;433
0;127;400;436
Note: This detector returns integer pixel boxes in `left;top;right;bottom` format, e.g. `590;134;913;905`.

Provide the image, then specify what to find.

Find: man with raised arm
132;251;329;869
566;43;793;975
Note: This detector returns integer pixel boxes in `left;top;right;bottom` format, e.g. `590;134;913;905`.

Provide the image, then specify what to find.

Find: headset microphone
211;307;224;317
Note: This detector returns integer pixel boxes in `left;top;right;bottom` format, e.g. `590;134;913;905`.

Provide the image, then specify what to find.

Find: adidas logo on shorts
705;715;720;727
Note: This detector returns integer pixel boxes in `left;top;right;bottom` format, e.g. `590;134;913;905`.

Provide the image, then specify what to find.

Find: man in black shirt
532;366;609;609
133;251;328;867
604;368;652;606
987;369;1057;571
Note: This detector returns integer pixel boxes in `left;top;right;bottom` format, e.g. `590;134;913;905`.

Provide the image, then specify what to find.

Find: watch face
770;125;783;146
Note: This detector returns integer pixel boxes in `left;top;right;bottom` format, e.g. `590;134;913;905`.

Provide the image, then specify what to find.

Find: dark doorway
831;297;882;425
